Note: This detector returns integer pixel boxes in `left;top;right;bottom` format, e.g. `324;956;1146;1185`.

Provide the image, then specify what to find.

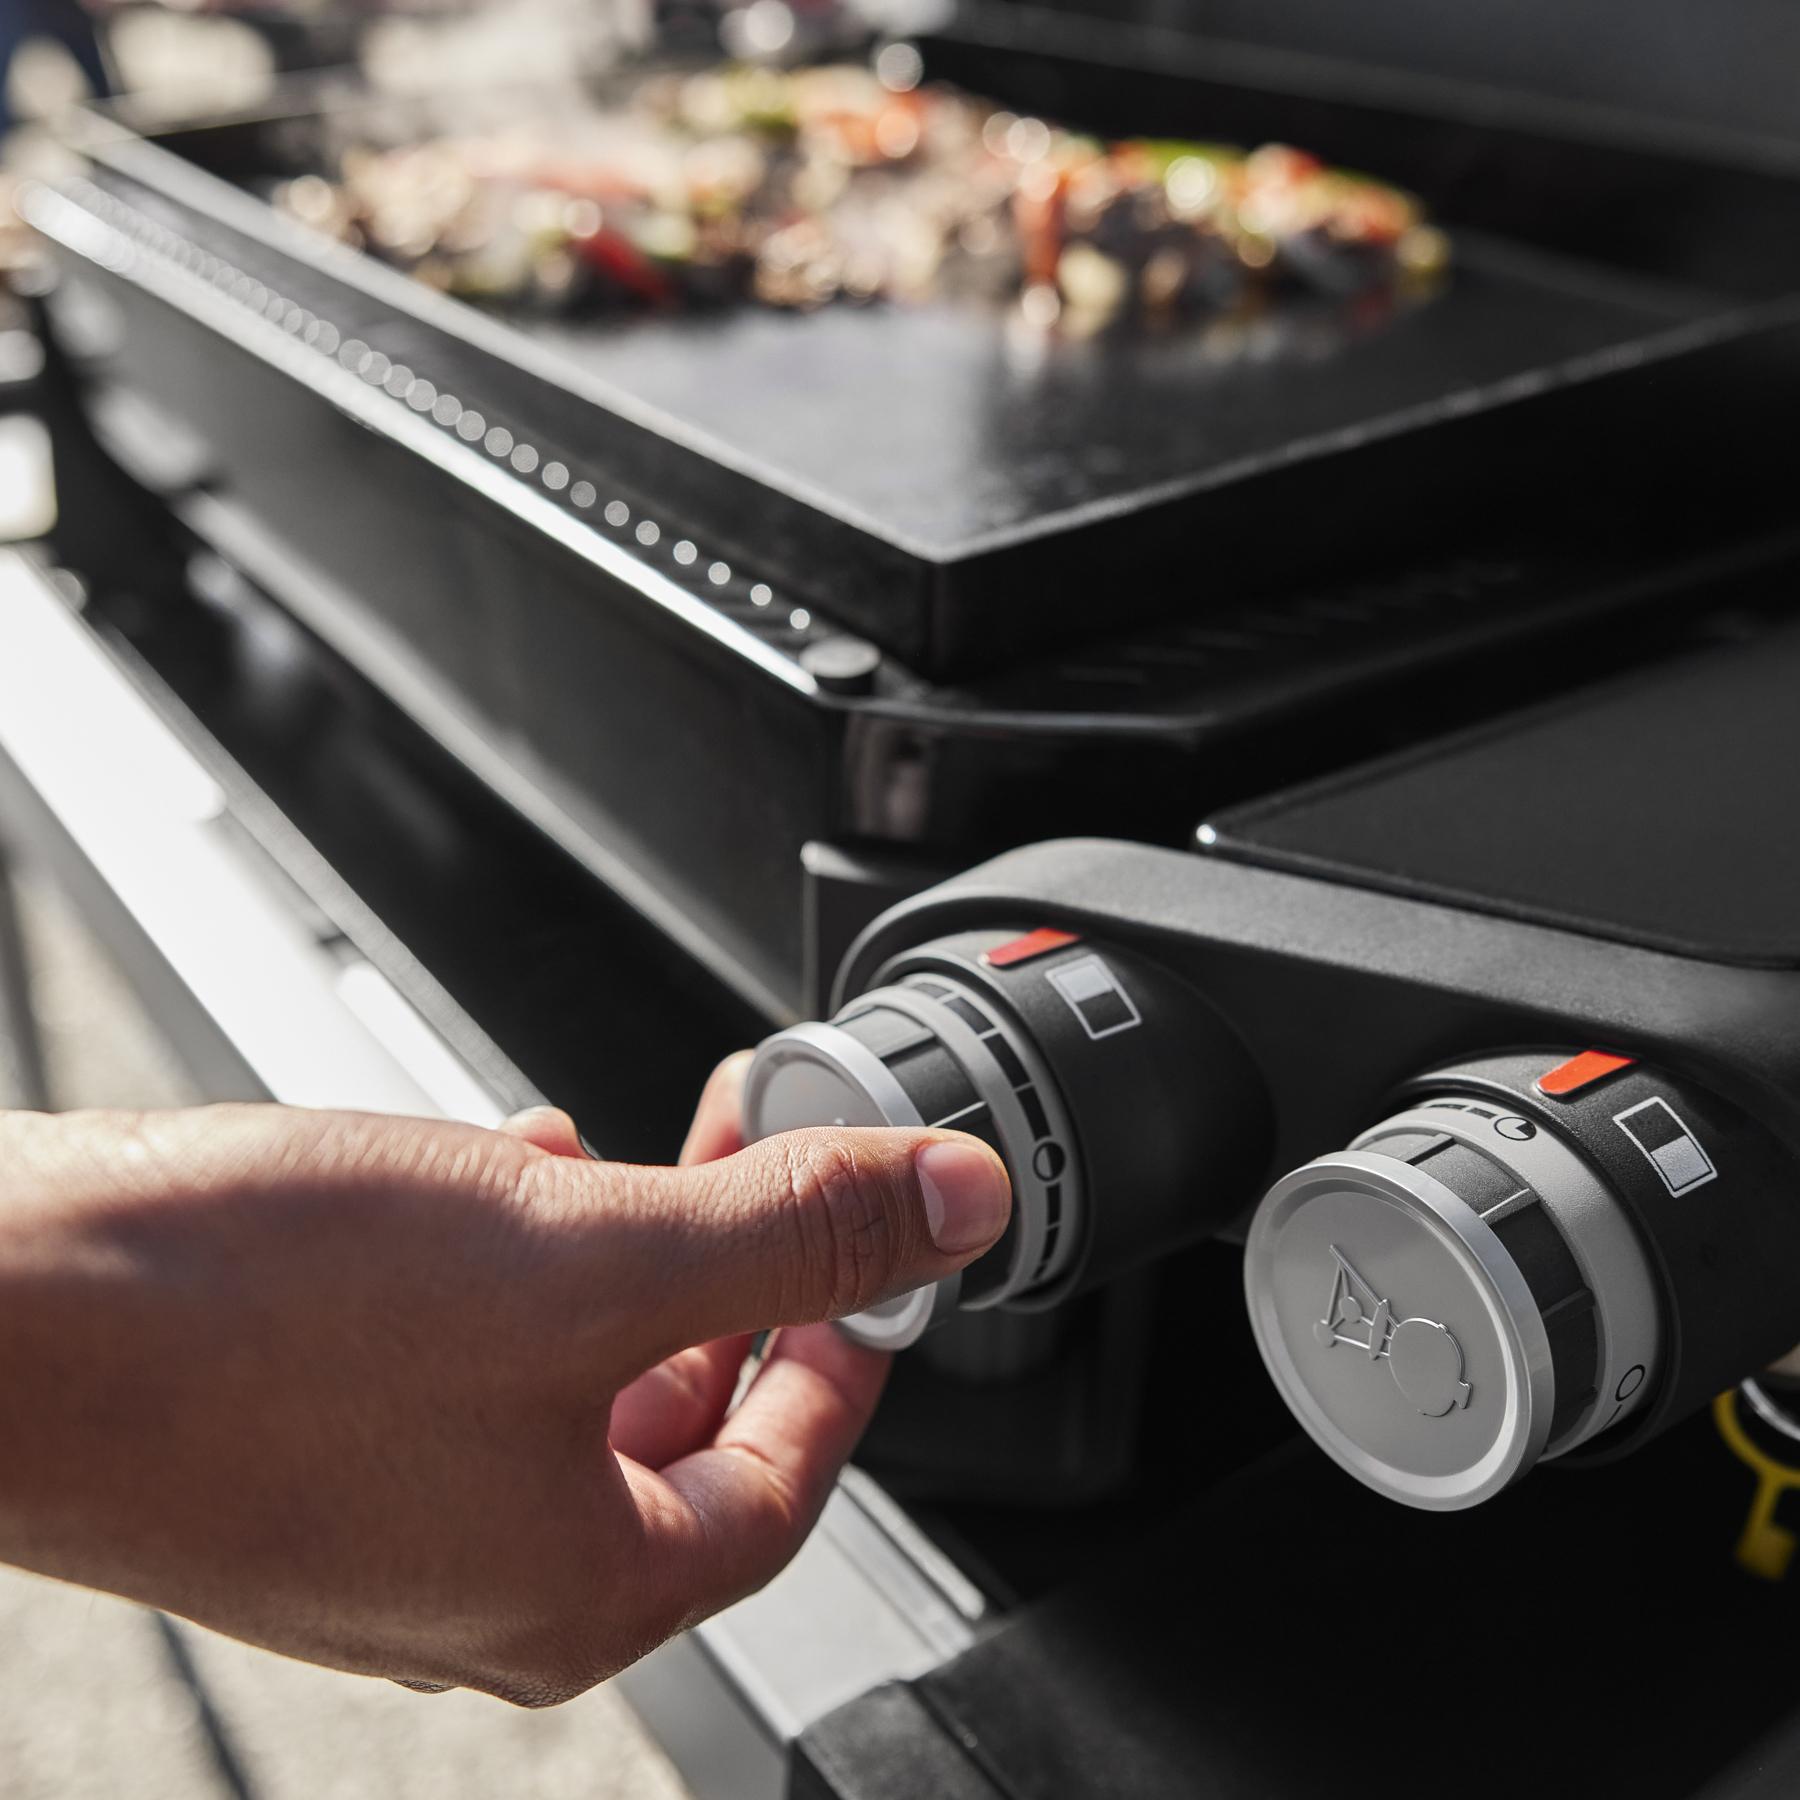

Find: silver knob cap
743;977;1080;1349
1245;1096;1661;1510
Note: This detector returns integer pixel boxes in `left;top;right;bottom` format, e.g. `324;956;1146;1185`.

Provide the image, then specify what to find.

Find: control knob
745;926;1267;1348
1247;1049;1800;1508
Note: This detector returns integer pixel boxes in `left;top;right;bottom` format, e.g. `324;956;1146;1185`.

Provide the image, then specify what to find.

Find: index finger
680;1051;754;1167
621;1323;889;1627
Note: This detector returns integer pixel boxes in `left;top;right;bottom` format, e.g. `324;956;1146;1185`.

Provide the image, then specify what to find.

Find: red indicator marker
1536;1049;1636;1099
983;927;1080;970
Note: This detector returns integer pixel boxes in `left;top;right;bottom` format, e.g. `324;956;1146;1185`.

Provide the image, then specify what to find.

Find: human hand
0;1058;1009;1703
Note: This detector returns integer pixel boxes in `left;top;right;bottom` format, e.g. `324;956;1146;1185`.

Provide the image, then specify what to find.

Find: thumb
588;1129;1011;1352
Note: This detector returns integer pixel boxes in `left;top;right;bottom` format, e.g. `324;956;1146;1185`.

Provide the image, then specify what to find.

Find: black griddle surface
106;70;1796;675
518;233;1707;558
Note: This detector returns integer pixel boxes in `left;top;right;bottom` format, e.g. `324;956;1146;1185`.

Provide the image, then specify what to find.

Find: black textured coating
1213;622;1800;968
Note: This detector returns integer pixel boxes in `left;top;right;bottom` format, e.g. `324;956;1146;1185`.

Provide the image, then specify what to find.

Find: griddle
65;16;1800;679
524;233;1690;561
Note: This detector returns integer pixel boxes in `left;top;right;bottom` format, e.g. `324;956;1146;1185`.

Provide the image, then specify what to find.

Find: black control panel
751;784;1800;1508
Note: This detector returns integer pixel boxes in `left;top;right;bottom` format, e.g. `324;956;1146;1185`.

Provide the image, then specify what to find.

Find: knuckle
492;1674;589;1710
777;1135;899;1319
472;1626;608;1709
482;1674;582;1710
719;1437;804;1539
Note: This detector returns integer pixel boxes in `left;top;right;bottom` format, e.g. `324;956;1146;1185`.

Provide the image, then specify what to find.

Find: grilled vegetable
276;62;1447;328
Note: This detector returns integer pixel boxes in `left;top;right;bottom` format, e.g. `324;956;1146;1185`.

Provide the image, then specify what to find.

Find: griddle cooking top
89;48;1800;677
522;234;1701;557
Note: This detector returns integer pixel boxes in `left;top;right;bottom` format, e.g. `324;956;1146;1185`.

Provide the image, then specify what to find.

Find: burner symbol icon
1313;1246;1472;1418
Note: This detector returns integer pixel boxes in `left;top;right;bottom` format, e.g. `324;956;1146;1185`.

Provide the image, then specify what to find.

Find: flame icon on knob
1314;1246;1472;1418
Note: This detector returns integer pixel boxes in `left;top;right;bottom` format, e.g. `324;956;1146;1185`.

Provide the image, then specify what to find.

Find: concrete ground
0;872;691;1800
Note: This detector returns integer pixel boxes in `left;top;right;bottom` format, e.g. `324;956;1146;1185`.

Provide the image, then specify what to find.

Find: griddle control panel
743;926;1268;1348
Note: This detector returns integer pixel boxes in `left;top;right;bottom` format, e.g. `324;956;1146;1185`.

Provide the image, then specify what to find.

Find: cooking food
277;61;1448;329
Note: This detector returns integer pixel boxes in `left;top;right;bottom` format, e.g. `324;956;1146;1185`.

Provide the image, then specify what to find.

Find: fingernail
915;1139;1011;1256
